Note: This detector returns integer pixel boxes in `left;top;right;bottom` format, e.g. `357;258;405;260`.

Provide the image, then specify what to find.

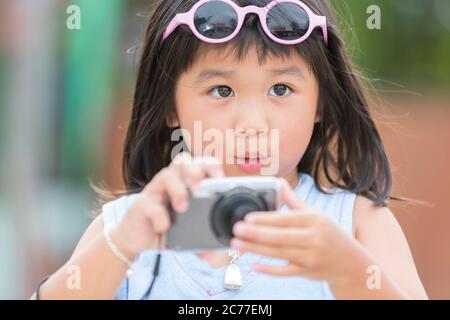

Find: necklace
224;248;242;289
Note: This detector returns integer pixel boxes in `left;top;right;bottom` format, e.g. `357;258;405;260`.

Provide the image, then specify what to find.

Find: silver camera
166;176;282;251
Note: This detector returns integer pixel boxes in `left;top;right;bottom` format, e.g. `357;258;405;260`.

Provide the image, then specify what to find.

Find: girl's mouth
234;156;267;174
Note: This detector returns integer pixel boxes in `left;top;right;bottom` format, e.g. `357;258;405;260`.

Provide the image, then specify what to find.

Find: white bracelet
103;224;135;278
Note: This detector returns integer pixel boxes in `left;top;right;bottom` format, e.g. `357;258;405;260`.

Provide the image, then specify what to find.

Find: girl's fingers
160;169;190;212
145;167;189;213
171;152;200;189
147;203;172;234
171;151;193;166
171;153;224;190
192;156;224;178
230;238;304;261
243;211;317;228
135;198;172;234
252;262;305;276
146;153;224;214
232;221;313;247
279;178;309;210
178;163;205;191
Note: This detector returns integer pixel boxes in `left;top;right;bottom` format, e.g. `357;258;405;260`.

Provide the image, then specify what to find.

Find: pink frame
161;0;328;46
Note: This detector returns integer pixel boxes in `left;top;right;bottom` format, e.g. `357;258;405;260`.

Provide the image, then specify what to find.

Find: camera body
166;176;282;251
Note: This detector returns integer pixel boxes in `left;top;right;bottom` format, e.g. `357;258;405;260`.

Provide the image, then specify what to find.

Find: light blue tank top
101;172;356;300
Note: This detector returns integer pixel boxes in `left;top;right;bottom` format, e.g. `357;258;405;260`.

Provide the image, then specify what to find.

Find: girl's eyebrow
194;69;236;83
194;65;304;84
268;66;305;80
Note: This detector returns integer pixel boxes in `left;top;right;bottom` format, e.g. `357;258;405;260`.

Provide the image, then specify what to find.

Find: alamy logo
367;5;382;30
66;264;81;290
366;265;382;290
170;121;280;175
66;5;81;30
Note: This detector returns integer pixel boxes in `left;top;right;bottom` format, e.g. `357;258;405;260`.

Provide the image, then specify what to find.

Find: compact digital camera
166;176;282;250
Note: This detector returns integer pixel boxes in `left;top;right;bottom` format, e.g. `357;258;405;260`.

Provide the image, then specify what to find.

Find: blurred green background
336;0;450;90
0;0;449;299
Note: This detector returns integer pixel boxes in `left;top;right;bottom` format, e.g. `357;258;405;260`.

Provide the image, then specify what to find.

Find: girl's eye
269;84;292;97
209;86;234;99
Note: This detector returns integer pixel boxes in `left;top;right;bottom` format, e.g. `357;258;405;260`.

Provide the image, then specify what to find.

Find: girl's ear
314;112;321;124
166;112;180;128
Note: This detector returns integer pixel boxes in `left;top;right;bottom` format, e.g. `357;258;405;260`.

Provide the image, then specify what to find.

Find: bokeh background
0;0;449;299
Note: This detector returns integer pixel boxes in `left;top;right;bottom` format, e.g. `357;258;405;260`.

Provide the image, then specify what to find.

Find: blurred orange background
0;0;449;299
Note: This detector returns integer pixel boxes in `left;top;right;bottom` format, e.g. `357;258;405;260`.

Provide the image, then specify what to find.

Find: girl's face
173;45;320;187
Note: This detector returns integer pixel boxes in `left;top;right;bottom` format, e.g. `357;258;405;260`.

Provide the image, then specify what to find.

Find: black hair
117;0;405;207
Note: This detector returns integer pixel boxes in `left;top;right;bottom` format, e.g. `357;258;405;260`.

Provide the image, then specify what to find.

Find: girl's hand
230;179;366;285
111;152;224;260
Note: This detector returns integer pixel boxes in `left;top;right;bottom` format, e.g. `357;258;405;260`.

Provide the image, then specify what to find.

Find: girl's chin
223;164;266;177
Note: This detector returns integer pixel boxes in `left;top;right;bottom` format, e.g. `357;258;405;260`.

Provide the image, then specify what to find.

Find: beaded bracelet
103;224;136;277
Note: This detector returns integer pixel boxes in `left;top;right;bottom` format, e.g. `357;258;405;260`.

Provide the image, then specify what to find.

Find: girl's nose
233;98;270;135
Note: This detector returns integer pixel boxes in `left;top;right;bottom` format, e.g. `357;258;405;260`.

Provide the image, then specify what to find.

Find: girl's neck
284;170;301;190
196;250;232;269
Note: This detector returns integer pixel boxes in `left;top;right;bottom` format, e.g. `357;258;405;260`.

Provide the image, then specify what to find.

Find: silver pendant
224;249;242;290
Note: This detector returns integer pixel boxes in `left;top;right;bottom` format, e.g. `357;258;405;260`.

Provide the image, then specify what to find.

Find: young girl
34;0;428;299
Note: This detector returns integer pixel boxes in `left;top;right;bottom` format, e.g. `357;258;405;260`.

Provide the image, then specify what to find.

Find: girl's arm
30;216;137;300
330;195;428;300
30;153;224;300
230;181;428;300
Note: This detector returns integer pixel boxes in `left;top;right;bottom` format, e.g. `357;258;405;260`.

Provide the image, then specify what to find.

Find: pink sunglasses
161;0;328;46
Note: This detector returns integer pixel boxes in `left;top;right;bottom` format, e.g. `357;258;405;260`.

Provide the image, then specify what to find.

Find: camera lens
210;187;268;245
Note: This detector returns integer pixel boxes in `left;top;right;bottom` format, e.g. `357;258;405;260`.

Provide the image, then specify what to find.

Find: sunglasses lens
267;3;310;41
194;1;238;40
